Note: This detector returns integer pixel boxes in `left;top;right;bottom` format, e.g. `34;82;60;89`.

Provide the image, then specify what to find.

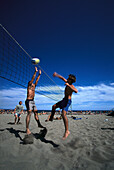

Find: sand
0;114;114;170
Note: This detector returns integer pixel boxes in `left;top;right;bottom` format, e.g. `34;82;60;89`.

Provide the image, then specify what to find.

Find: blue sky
0;0;114;110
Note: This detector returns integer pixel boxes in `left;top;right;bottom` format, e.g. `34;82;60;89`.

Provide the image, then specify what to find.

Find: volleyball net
0;24;63;101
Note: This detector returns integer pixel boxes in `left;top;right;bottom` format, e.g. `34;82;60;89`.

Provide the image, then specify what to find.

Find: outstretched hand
39;69;41;75
53;72;58;77
35;67;38;72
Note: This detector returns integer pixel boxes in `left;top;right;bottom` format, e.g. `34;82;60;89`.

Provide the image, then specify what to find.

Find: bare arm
65;82;78;93
53;72;67;82
29;67;38;85
14;105;17;113
35;69;41;86
20;109;23;114
14;108;16;113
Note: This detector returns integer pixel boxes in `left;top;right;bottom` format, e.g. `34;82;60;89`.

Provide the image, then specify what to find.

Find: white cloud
110;82;114;86
0;83;114;110
72;83;114;110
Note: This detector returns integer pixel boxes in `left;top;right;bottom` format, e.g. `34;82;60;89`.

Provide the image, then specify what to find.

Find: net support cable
0;24;63;101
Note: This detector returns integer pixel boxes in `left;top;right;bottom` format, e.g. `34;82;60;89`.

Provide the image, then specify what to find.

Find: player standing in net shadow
25;67;44;135
48;72;78;140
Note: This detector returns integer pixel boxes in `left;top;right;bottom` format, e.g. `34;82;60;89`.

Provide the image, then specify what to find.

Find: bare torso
64;85;73;99
27;83;35;100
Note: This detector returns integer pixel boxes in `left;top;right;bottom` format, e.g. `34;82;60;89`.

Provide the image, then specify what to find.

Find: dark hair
68;74;76;83
28;81;30;84
19;101;22;104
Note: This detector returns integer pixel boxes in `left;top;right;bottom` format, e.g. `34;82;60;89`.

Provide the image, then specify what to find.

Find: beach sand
0;114;114;170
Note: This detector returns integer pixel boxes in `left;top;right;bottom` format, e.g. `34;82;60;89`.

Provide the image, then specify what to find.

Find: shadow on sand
101;127;114;130
7;128;25;141
7;122;22;125
7;122;15;125
0;127;59;147
0;127;25;142
33;128;59;148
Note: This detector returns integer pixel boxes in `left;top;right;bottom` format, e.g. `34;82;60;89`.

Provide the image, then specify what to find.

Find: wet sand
0;114;114;170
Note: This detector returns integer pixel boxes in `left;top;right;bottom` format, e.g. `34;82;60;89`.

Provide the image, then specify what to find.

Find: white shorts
14;113;21;117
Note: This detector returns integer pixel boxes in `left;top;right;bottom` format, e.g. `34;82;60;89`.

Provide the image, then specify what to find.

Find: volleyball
32;58;40;65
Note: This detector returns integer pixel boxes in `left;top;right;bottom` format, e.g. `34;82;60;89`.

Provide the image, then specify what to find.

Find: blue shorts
56;98;72;112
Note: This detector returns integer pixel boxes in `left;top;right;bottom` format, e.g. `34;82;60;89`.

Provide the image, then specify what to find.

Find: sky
0;0;114;110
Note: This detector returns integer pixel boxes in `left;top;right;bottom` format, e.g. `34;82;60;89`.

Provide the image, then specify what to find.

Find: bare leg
26;111;32;134
34;111;45;128
49;104;57;121
61;110;70;140
14;116;17;124
45;114;51;122
17;117;20;124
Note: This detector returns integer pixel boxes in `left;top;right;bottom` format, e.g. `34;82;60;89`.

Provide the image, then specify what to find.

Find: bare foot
26;129;31;135
49;114;54;121
63;131;70;140
49;116;53;121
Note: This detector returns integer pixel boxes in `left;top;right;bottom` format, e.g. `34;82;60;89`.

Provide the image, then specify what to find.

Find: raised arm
35;69;41;86
53;72;67;82
65;82;78;93
29;67;38;85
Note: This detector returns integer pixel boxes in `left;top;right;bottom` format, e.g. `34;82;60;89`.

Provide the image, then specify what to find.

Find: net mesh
0;24;63;101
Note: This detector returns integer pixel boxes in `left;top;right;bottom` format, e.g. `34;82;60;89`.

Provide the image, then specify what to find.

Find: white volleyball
32;58;40;65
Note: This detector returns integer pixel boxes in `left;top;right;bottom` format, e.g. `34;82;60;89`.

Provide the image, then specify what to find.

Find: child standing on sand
14;101;24;124
48;72;78;140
